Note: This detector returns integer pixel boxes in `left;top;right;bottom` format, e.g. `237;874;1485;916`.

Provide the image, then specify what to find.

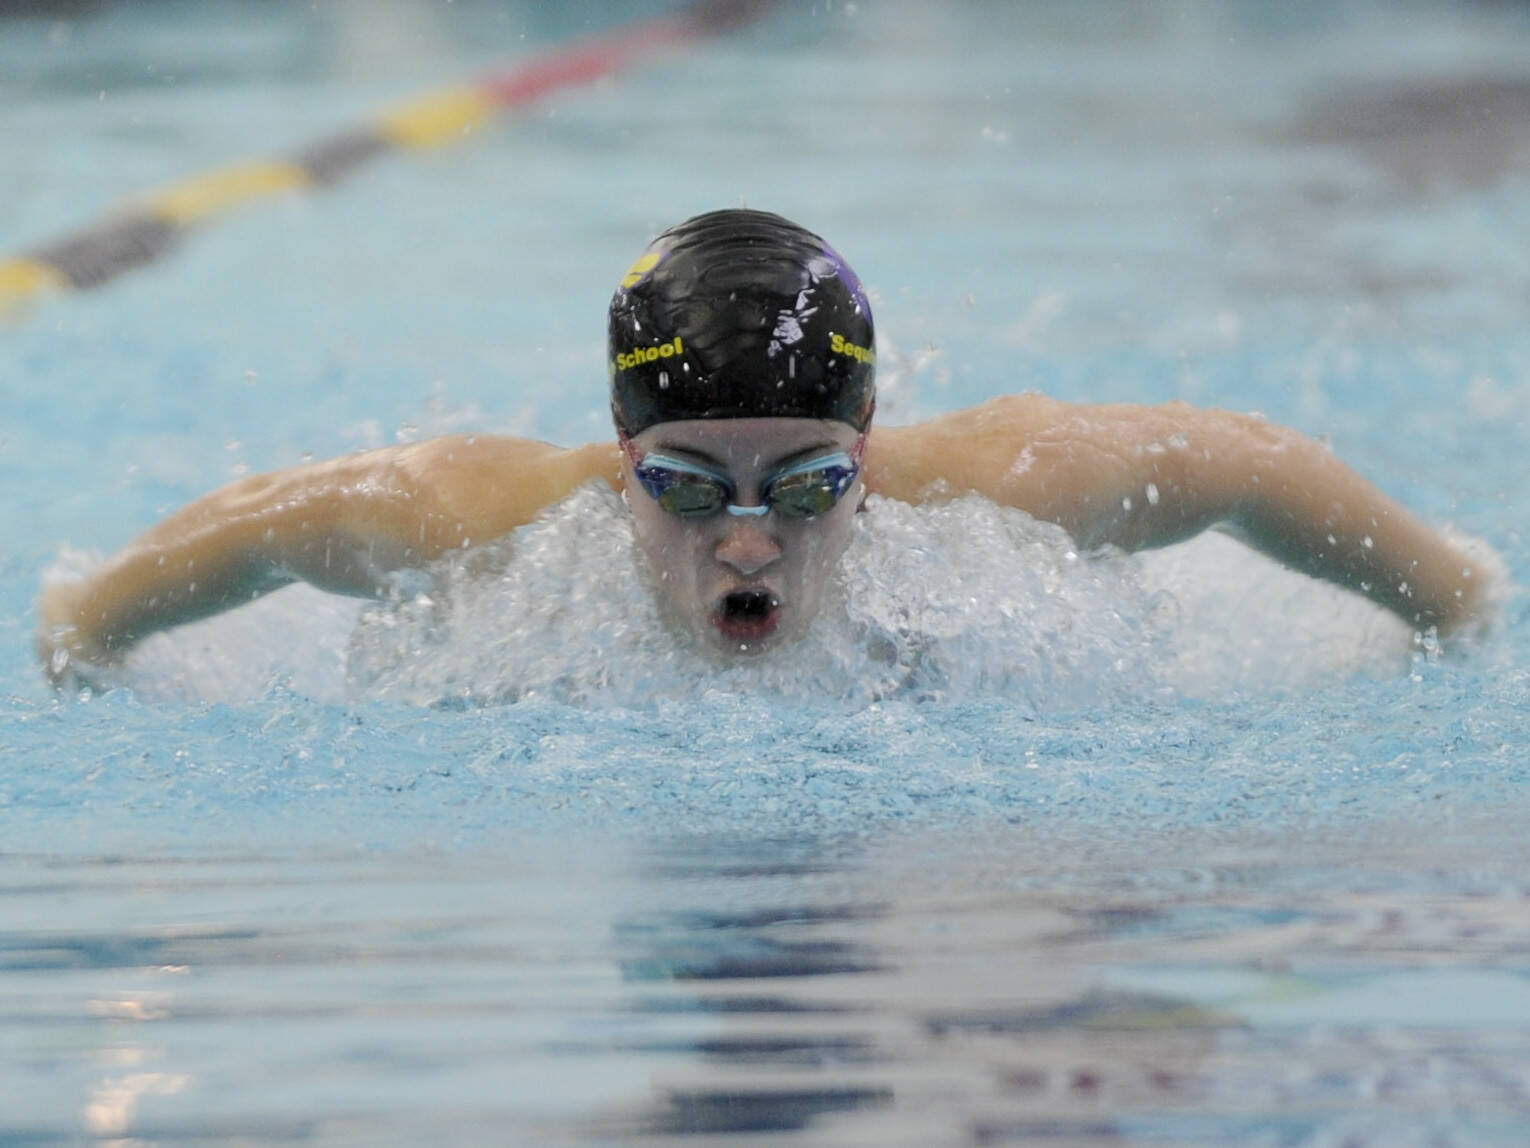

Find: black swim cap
608;209;875;435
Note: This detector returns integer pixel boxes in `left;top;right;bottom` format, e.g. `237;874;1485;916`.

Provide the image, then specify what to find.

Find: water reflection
588;836;1241;1144
641;1086;894;1137
618;910;886;983
596;840;897;1138
4;822;1530;1144
85;1064;191;1140
585;825;1530;1145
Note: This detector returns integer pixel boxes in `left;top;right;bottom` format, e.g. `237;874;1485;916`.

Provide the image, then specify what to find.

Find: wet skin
622;417;864;656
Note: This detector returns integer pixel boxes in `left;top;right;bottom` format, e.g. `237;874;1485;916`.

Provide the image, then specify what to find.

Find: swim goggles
620;433;866;519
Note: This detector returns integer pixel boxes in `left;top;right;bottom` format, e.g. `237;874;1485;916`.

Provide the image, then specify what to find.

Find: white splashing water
346;485;1173;709
340;484;1421;708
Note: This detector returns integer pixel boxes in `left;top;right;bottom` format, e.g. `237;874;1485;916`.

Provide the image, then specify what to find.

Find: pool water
3;0;1529;1143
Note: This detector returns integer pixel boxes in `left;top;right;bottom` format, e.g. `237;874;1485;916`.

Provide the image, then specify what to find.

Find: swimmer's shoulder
862;392;1079;503
386;434;623;542
861;393;1214;510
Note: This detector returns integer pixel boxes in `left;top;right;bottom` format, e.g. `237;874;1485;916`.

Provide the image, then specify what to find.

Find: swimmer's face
623;417;864;656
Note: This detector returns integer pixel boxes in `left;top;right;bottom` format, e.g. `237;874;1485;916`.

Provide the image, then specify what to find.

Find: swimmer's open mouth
713;589;781;643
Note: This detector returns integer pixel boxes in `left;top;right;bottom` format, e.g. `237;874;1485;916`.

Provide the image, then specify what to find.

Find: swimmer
36;208;1495;685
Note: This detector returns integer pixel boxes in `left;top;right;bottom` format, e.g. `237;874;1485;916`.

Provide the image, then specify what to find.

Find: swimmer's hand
1432;527;1510;646
35;577;123;690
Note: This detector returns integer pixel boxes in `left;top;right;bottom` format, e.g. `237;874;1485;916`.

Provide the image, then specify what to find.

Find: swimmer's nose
715;519;781;576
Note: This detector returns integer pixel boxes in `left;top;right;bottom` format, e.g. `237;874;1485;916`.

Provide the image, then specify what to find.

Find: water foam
345;484;1173;709
342;483;1419;709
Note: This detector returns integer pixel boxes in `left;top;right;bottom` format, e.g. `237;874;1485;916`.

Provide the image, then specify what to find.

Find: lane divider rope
0;0;771;311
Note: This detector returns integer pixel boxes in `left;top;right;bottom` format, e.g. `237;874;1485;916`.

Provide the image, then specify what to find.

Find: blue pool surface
3;0;1530;1143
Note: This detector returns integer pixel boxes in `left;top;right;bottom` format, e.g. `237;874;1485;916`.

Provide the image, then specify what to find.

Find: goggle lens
626;439;863;521
653;474;730;518
762;463;855;518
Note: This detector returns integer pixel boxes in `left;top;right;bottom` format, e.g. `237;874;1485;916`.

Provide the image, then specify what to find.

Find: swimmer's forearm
1219;436;1483;633
37;529;291;682
1102;408;1483;631
1093;412;1484;631
52;539;292;656
1039;405;1484;632
38;453;446;671
871;398;1486;635
38;436;623;673
41;475;400;664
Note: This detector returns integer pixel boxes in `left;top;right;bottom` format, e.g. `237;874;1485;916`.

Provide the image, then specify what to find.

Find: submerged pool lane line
0;0;772;312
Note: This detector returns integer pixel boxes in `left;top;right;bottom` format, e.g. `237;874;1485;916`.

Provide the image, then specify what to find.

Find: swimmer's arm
866;395;1489;635
36;436;621;681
